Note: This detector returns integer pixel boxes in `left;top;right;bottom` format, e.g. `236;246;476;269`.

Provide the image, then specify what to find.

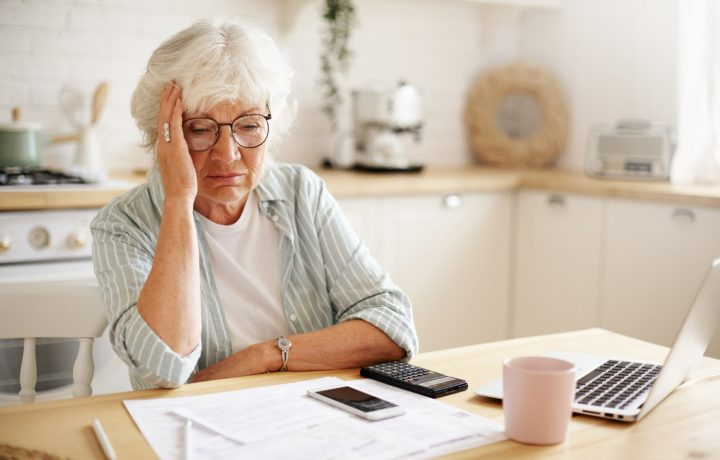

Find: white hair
131;18;295;153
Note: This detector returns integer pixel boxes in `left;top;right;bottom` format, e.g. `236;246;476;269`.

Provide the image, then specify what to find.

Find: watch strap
276;336;291;372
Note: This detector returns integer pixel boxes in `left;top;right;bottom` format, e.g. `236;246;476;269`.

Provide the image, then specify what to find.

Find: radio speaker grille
598;135;664;158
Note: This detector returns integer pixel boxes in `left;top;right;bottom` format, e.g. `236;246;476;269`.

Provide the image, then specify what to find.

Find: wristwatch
276;336;292;372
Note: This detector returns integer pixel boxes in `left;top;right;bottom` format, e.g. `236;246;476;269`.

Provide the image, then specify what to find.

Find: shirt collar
255;162;292;204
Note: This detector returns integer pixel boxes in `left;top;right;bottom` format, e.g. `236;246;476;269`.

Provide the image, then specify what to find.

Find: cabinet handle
547;193;566;208
671;208;696;224
443;194;463;209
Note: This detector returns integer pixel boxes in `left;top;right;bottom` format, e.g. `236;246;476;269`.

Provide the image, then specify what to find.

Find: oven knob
0;233;10;252
29;226;50;249
68;231;87;249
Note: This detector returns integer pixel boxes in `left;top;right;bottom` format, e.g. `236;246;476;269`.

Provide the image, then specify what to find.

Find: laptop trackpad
474;351;608;400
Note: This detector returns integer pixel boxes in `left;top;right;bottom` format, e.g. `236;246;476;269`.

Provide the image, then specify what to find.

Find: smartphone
307;385;406;421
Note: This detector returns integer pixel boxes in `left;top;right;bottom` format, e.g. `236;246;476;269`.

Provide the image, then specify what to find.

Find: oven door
0;260;132;404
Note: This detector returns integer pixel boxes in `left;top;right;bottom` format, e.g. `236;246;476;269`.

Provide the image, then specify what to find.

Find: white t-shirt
198;190;289;353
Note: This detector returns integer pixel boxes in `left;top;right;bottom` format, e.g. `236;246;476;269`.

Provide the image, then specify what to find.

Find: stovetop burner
0;167;89;186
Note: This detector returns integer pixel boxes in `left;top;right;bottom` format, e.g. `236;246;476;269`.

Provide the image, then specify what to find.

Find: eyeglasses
182;113;272;151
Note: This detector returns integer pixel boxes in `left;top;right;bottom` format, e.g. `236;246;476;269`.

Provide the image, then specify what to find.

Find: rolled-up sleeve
313;181;419;359
91;203;201;388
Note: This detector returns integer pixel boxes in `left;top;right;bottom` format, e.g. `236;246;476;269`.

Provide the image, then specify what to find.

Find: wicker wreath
464;63;569;168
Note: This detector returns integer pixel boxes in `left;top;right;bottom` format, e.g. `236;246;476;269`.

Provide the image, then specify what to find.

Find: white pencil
184;419;192;460
92;418;117;460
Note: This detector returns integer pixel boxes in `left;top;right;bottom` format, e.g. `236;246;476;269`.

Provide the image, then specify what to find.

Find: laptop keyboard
574;360;662;410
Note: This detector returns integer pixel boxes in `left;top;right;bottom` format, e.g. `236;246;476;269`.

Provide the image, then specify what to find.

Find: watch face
277;337;291;350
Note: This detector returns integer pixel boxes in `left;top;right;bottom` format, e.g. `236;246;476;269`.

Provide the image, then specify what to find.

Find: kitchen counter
0;177;142;211
517;169;720;207
321;167;720;207
2;167;720;211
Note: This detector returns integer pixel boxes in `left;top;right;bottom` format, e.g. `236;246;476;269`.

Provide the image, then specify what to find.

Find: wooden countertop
2;166;720;211
321;167;720;207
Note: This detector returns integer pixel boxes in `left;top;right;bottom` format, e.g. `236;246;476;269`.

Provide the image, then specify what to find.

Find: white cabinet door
380;192;511;352
602;199;720;357
512;191;604;337
335;197;384;265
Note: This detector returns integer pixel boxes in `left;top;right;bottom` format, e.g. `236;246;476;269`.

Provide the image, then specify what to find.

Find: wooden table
1;328;719;459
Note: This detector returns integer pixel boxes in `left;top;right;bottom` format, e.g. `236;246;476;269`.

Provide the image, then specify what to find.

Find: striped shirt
91;163;418;390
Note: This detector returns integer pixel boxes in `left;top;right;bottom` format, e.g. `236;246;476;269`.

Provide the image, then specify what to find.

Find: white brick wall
0;0;495;172
0;0;677;173
283;0;490;167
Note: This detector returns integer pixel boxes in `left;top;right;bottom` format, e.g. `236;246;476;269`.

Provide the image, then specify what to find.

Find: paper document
123;377;505;459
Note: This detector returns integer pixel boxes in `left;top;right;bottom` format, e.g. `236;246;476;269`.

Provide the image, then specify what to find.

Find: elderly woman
91;18;418;390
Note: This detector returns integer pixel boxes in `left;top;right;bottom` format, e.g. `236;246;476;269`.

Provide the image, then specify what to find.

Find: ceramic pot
0;122;45;168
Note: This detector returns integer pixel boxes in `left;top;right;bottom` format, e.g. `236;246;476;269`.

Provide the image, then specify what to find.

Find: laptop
475;258;720;422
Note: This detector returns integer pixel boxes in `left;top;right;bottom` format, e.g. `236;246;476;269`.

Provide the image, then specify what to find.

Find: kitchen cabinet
333;196;383;265
337;192;512;352
339;189;720;358
601;199;720;358
512;191;604;337
511;192;720;358
331;167;720;359
380;193;511;352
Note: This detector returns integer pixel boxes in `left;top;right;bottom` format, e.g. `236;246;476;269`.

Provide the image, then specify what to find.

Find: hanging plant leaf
319;0;357;131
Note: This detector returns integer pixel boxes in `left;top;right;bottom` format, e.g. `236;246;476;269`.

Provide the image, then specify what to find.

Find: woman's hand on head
156;82;197;205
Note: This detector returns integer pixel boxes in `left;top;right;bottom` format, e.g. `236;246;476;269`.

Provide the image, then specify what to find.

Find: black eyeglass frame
182;113;272;152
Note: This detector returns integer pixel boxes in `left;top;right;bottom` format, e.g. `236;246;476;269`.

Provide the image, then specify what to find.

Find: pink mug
503;356;576;445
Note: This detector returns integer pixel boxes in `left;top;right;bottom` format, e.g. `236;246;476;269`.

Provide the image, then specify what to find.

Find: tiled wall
0;0;678;173
285;0;511;168
0;0;495;172
1;0;280;172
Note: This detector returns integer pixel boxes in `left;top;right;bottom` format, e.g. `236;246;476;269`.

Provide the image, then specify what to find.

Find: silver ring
163;122;171;142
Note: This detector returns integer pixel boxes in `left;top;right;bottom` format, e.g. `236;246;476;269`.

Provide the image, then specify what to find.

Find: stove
0;209;96;265
0;207;134;402
0;165;137;401
0;167;90;186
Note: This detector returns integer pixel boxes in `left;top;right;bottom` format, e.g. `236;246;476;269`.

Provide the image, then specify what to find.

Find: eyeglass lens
182;114;270;151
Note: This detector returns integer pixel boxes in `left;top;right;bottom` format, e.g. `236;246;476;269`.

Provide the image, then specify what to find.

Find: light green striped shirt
91;163;418;390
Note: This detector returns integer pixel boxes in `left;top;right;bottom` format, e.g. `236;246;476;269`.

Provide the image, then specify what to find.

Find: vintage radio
586;120;673;180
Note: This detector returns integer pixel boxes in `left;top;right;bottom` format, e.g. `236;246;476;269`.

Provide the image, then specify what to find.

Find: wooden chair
0;283;107;404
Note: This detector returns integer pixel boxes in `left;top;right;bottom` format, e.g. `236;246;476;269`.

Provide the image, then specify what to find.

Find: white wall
0;0;678;173
0;0;281;172
519;0;678;171
284;0;491;167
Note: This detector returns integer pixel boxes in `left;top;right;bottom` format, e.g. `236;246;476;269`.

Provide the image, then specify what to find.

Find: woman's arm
136;198;199;354
92;193;202;388
136;82;201;355
190;319;404;382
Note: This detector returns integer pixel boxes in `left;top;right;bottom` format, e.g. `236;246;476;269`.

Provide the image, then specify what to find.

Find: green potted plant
319;0;357;132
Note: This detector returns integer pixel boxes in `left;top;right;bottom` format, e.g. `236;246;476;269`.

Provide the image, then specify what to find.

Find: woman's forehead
185;99;265;118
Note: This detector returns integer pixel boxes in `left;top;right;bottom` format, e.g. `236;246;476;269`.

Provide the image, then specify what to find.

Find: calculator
360;361;468;398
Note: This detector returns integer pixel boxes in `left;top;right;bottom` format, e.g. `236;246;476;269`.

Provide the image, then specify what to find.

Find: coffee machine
351;81;423;172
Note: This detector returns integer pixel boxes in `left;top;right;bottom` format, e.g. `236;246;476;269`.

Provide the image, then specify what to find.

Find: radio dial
68;231;87;249
0;233;10;252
